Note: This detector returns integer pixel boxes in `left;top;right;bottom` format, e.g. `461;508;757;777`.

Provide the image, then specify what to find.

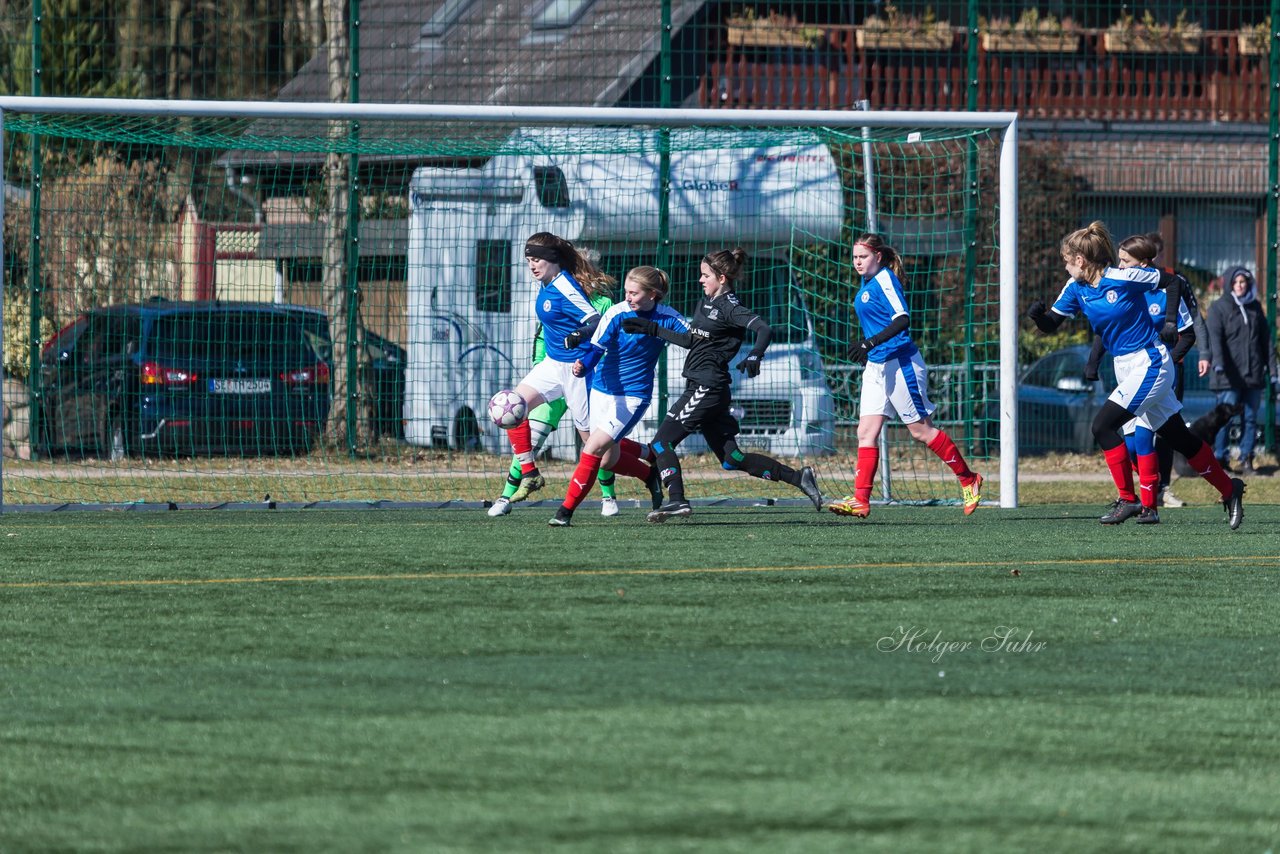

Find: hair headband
524;244;561;265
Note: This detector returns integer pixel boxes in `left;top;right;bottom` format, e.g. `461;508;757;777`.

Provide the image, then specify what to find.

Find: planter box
726;22;824;50
856;24;954;51
1238;29;1271;56
1103;30;1202;54
981;31;1080;53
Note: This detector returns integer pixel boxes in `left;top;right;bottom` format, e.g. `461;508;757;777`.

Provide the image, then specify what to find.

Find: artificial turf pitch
2;503;1278;852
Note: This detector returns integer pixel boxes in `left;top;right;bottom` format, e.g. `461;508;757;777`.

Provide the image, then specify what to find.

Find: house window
420;0;476;39
1176;201;1259;285
533;166;570;209
476;240;511;313
531;0;596;31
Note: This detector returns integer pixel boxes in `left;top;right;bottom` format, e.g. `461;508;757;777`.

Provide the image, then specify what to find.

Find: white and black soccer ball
487;389;528;428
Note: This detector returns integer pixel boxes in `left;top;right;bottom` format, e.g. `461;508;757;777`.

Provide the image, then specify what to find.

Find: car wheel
293;434;315;455
454;409;481;453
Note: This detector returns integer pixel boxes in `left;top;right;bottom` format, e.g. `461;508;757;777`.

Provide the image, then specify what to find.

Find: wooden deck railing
700;27;1272;123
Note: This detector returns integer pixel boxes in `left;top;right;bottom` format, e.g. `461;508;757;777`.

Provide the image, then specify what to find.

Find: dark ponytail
703;247;748;288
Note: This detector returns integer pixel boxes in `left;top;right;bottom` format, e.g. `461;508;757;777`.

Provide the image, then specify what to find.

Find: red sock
927;431;977;485
1186;443;1234;498
1103;444;1137;502
1136;452;1160;509
609;450;652;481
618;438;654;464
507;420;538;475
855;446;878;504
562;453;602;512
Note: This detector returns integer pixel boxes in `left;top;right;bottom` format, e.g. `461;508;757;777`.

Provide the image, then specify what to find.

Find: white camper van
404;127;842;458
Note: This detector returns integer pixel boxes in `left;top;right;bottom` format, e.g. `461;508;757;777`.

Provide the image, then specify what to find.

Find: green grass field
2;502;1279;852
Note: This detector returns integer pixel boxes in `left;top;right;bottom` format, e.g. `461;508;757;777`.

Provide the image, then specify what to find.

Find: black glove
1027;300;1047;322
735;354;762;378
621;317;658;336
848;339;872;365
564;331;584;349
1159;320;1178;348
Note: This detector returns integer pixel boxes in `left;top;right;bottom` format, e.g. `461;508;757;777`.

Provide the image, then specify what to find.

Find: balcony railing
701;26;1271;123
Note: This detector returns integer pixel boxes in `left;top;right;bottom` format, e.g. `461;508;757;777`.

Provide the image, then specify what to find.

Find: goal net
1;100;1018;510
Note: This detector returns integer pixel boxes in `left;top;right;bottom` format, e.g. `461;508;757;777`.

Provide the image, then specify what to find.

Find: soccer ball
487;389;528;428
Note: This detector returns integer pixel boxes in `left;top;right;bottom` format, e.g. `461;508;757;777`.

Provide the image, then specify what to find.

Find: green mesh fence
2;110;1009;508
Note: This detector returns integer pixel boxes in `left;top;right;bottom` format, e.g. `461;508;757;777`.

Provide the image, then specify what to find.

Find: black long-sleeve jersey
1167;270;1210;357
676;291;769;388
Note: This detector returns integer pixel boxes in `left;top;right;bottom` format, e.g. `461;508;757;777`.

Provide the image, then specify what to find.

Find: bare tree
320;0;359;449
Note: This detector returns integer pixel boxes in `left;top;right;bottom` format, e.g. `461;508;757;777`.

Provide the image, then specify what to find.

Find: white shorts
1109;345;1181;431
588;389;649;441
859;352;936;425
520;359;591;431
1121;416;1156;436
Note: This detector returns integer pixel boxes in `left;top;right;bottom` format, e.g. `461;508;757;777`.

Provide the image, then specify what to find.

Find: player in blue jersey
827;233;984;519
1083;232;1202;520
621;247;824;522
548;267;687;526
487;289;625;517
503;232;614;492
1027;221;1245;528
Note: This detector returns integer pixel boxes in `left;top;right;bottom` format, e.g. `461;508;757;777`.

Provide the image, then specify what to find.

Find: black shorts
665;382;739;440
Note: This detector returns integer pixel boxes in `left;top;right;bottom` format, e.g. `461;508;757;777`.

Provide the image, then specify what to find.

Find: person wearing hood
1206;266;1277;474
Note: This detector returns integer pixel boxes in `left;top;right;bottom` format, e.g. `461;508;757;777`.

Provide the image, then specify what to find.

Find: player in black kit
621;247;824;522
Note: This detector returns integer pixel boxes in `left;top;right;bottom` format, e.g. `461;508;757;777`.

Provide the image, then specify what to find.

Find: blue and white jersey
1139;274;1194;333
536;270;601;363
1050;265;1163;357
581;302;689;397
855;267;918;363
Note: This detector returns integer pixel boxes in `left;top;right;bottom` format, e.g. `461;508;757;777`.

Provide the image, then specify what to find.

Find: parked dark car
1003;344;1220;455
362;329;405;440
34;301;333;458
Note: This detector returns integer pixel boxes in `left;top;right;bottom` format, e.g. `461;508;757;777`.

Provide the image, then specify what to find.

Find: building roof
220;0;711;170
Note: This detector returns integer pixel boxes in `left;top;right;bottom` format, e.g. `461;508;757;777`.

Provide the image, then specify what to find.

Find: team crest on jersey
707;307;720;320
542;298;552;313
861;292;870;303
1147;303;1161;317
1105;290;1118;304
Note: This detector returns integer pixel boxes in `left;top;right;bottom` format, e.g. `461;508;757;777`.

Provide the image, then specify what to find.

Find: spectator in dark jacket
1206;266;1277;473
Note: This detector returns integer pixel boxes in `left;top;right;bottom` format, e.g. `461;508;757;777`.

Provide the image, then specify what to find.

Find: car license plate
209;378;272;394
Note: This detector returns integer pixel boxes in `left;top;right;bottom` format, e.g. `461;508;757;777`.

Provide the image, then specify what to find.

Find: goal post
1;97;1019;511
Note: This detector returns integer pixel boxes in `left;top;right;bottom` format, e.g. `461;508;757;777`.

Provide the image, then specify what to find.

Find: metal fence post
1267;0;1280;452
26;0;44;462
345;0;362;455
